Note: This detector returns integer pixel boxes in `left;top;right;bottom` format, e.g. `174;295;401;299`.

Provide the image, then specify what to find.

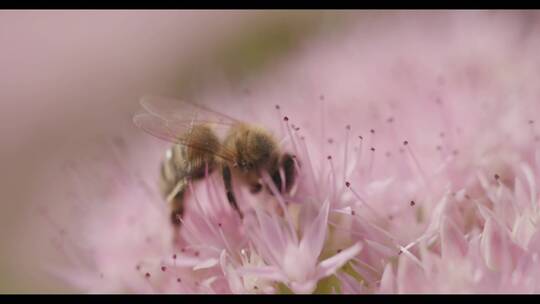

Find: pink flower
50;11;540;293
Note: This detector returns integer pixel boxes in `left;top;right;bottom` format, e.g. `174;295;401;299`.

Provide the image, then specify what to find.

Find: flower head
49;11;540;293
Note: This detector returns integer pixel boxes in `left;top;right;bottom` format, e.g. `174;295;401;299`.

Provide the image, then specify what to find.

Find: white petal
378;264;395;294
193;258;219;271
316;242;362;279
219;251;245;294
520;163;537;210
289;279;318;294
255;208;287;263
440;216;467;258
236;266;288;282
300;199;330;259
481;217;512;272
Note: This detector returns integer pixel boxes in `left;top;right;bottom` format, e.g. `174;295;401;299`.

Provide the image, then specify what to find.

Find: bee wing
134;95;243;162
140;95;241;127
133;113;236;162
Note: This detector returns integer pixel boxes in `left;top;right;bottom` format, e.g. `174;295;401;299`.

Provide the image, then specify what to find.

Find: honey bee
133;96;297;234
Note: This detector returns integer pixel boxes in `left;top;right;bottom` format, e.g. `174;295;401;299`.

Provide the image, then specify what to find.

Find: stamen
261;172;299;244
284;116;300;158
356;135;364;173
346;182;384;221
529;119;537;145
320;95;327;165
398;245;425;270
403;140;432;193
327;155;337;197
343;125;351;187
187;183;221;237
367;147;376;178
297;133;320;200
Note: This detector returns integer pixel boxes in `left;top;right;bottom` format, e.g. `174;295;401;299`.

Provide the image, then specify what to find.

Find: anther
346;125;351;130
275;105;280;110
283;116;289;122
370;129;375;134
145;272;151;278
327;155;332;160
403;140;408;146
161;266;167;272
494;174;500;181
345;181;351;187
410;200;415;206
177;278;182;283
370;147;375;152
172;254;177;259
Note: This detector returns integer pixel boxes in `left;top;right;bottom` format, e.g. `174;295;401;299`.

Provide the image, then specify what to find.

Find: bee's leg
170;190;185;245
249;182;263;194
222;165;244;219
269;153;297;194
280;153;296;192
170;191;185;226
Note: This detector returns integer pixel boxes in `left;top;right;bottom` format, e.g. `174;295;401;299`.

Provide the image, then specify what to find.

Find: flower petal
440;216;467;258
378;263;395;294
316;242;362;280
481;217;512;272
193;258;219;271
299;199;330;258
253;208;287;265
236;265;288;282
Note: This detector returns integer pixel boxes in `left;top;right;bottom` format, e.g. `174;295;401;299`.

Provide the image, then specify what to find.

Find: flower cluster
50;12;540;293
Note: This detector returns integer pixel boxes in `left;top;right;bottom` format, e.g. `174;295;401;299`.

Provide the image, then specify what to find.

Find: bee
133;96;297;234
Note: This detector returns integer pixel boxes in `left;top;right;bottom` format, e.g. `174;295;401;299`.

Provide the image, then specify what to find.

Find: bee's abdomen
160;144;216;226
